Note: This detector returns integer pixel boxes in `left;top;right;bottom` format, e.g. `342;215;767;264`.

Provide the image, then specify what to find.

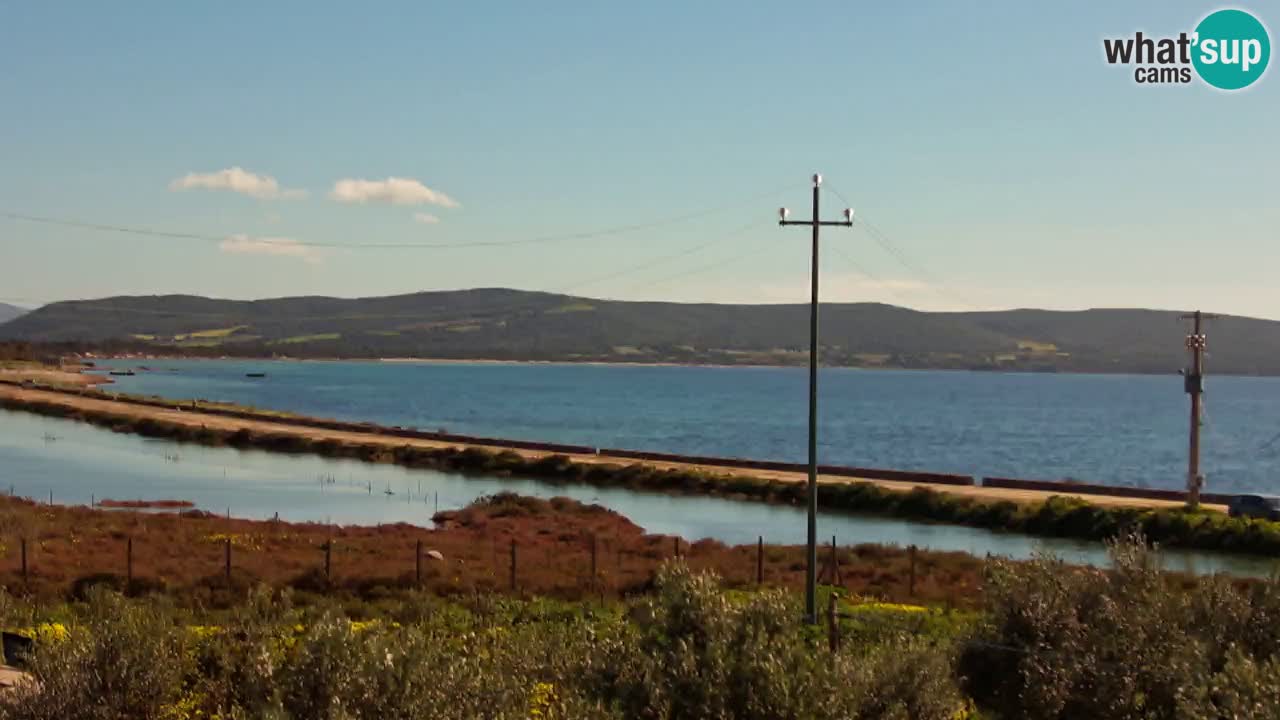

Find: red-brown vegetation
0;493;984;608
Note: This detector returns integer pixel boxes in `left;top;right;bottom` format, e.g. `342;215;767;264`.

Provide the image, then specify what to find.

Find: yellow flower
186;625;221;642
14;622;70;644
159;690;206;720
849;601;927;614
528;681;557;718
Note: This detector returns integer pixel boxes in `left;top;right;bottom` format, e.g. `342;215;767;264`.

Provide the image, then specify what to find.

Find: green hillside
0;289;1271;374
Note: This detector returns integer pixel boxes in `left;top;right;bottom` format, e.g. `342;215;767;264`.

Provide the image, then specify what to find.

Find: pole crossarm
780;220;855;227
776;173;854;625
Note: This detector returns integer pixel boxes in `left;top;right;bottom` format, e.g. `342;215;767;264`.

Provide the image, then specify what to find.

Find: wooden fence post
757;536;764;585
674;537;680;559
829;535;840;586
324;539;332;583
510;539;517;592
827;591;840;653
415;539;422;587
224;537;231;582
908;544;917;597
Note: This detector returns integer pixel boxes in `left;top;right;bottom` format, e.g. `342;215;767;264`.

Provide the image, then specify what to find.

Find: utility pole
779;173;853;623
1180;310;1218;509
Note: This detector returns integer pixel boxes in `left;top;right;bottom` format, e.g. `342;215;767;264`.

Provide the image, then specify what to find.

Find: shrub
584;562;964;719
0;589;190;720
960;533;1280;720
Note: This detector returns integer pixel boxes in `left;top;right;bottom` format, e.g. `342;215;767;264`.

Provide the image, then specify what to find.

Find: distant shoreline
89;354;1228;378
97;354;799;371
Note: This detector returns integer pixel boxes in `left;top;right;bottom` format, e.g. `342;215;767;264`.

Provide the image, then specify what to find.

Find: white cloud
330;177;459;207
219;234;323;264
412;212;440;225
169;167;306;200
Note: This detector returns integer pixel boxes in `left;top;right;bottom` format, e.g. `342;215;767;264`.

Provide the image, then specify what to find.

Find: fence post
224;537;231;582
20;537;27;583
416;539;422;587
510;539;517;592
127;537;133;583
674;536;680;559
908;544;917;597
827;591;840;653
830;535;839;586
757;536;764;585
325;539;332;583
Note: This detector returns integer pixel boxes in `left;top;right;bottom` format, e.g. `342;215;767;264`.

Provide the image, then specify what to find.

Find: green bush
584;563;963;719
0;566;968;720
960;533;1280;720
0;589;190;720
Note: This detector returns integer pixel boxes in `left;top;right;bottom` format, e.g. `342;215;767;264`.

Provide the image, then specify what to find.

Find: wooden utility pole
779;174;854;624
1181;310;1218;509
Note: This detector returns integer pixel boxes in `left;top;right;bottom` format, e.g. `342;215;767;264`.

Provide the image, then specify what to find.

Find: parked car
1227;494;1280;521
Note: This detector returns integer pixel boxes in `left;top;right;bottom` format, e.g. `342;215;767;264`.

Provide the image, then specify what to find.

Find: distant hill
0;289;1273;374
0;303;26;325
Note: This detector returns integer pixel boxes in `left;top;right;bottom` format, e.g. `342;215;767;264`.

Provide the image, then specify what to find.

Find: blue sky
1;1;1276;317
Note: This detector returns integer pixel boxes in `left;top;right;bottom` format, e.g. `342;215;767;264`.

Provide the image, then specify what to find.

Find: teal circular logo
1192;9;1270;90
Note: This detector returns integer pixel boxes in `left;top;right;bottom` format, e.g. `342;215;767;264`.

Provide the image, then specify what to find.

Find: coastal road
0;382;1225;513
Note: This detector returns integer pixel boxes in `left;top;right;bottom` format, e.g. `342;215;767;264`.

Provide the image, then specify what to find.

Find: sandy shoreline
101;355;789;370
0;366;112;387
0;382;1222;513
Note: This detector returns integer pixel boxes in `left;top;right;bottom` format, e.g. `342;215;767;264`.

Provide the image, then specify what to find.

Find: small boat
245;372;267;378
109;370;135;377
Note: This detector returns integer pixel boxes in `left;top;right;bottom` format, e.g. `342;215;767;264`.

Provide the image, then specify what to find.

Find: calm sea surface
96;359;1280;493
1;408;1273;577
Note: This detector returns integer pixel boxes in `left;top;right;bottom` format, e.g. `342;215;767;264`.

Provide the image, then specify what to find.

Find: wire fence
0;501;969;608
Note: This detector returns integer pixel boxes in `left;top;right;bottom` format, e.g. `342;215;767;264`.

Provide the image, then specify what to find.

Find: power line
0;183;798;252
821;186;982;310
824;244;921;309
618;226;775;293
3;221;773;324
558;220;766;294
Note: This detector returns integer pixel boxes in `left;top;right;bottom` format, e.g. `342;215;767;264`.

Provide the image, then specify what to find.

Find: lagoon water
3;408;1276;577
95;359;1280;493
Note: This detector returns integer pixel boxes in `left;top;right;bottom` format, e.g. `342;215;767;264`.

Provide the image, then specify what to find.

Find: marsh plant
962;531;1280;720
6;539;1280;719
0;564;964;720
